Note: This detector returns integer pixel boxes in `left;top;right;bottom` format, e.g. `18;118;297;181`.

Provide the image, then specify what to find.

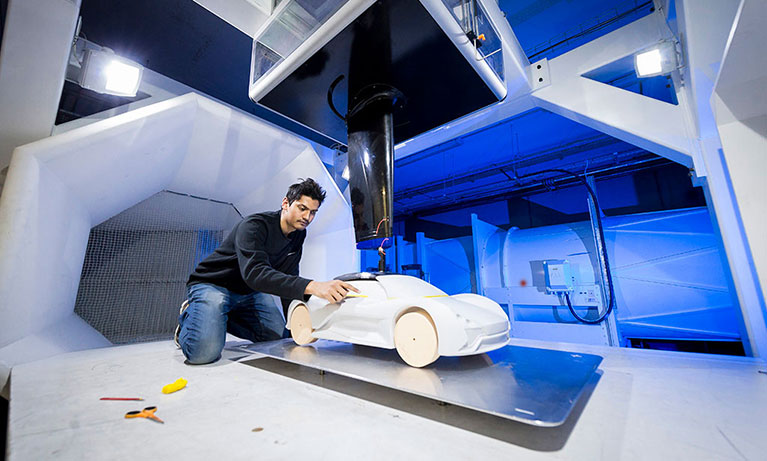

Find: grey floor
7;337;767;459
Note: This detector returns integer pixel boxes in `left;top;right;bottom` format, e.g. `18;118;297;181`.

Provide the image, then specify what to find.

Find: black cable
527;1;653;60
346;84;405;120
327;78;405;123
327;74;346;122
565;292;603;325
514;168;616;324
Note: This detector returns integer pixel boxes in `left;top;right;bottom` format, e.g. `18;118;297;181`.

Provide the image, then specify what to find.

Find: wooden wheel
290;304;317;346
394;310;439;368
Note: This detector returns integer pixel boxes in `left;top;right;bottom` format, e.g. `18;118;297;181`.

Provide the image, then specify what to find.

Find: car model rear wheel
290;304;317;346
394;310;439;367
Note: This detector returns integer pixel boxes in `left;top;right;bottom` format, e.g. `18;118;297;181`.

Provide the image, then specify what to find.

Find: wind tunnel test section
248;0;506;254
3;0;767;457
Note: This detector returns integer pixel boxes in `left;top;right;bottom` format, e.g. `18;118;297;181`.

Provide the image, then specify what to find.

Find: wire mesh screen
74;191;242;344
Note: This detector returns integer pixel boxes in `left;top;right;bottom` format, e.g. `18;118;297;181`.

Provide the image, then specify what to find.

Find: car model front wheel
394;310;439;367
290;304;317;346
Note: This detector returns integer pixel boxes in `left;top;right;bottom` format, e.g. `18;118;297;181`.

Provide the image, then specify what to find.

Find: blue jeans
178;283;288;364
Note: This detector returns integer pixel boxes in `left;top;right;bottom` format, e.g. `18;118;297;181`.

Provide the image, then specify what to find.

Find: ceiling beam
530;12;694;167
191;0;270;38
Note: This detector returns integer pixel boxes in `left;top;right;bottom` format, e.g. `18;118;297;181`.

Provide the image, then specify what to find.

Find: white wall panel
0;93;355;388
0;0;81;183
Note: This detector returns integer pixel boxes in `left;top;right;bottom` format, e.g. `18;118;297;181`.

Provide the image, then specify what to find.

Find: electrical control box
543;260;573;294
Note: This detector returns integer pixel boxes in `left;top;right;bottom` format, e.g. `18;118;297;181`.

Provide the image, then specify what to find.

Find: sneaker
174;300;189;348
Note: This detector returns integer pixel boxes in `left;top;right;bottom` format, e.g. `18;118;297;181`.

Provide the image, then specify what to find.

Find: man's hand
306;280;360;303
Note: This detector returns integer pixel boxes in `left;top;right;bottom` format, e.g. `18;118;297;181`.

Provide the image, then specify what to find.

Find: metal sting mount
343;2;406;270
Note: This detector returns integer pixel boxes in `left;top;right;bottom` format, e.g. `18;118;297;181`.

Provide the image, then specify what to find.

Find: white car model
286;273;510;367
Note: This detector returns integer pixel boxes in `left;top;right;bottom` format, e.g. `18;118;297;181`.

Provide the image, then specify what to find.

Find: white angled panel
192;0;270;37
0;0;81;176
534;77;693;166
0;93;355;389
672;0;766;357
711;0;767;357
530;12;694;166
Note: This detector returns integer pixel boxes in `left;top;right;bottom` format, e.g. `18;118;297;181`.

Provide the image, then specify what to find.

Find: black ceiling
78;0;336;146
75;0;655;150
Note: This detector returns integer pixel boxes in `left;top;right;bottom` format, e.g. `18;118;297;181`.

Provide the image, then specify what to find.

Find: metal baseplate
237;339;602;427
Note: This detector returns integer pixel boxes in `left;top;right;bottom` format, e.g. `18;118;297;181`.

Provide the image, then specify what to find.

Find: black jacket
188;211;311;302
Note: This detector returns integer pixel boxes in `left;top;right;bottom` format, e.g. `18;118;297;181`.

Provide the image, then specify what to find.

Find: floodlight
78;49;143;97
634;41;677;78
104;60;141;95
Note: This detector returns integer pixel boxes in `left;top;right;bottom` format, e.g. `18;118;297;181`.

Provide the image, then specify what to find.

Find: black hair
286;178;326;205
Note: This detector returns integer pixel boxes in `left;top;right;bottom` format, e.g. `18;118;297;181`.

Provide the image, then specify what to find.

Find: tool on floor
161;377;187;394
125;406;164;424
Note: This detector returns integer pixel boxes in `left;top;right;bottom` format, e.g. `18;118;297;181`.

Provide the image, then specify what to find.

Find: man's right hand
306;280;360;303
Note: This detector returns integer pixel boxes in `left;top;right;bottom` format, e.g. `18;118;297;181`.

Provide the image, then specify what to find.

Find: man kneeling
176;178;358;364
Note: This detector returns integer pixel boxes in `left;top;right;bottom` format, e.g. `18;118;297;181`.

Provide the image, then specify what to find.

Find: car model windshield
377;275;447;298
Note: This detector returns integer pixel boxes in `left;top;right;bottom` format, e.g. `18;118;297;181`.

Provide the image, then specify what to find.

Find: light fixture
634;41;677;78
77;48;143;97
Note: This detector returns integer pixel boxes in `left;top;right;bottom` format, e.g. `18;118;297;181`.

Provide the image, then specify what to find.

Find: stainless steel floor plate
239;339;602;427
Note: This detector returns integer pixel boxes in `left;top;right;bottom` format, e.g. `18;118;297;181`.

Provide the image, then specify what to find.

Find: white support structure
0;0;81;191
191;0;271;38
670;0;767;357
710;0;767;354
0;93;357;391
479;0;530;101
395;95;535;160
419;0;530;102
49;67;339;168
396;0;532;159
247;0;376;102
530;12;694;167
52;68;203;135
520;1;766;356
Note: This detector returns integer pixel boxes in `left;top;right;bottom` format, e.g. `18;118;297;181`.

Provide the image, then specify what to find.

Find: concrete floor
7;338;767;460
